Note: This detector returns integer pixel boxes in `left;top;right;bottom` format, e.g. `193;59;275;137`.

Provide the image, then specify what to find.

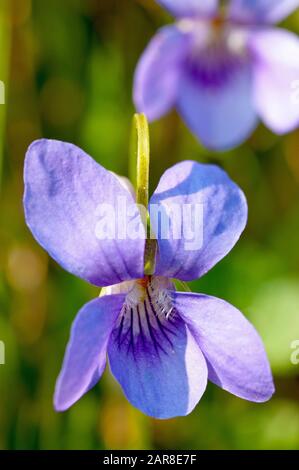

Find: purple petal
156;0;218;18
134;26;190;121
54;294;125;411
149;161;247;281
249;28;299;134
177;55;257;149
24;139;146;287
229;0;299;24
175;292;275;402
108;306;207;418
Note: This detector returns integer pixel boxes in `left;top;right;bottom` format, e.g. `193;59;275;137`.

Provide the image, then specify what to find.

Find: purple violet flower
134;0;299;150
23;139;274;419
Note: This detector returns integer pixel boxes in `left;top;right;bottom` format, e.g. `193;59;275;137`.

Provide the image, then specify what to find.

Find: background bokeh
0;0;299;450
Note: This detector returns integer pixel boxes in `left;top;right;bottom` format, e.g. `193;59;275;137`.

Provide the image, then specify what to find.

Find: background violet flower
134;0;299;150
23;139;274;419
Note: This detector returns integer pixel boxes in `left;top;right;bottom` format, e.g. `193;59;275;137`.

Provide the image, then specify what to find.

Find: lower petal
174;292;274;403
108;300;207;419
250;28;299;134
177;57;257;150
54;294;125;411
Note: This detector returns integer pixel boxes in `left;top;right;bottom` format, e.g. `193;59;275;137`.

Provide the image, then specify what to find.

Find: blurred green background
0;0;299;450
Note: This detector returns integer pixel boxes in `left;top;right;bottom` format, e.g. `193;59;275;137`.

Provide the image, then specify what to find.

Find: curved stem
130;113;156;275
131;113;150;208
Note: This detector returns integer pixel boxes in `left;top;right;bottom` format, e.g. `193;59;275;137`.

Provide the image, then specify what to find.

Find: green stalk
130;113;156;276
130;113;150;208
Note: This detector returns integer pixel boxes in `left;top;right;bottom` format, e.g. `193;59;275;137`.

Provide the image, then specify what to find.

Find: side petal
54;294;125;411
174;292;275;402
149;161;247;281
177;58;258;150
249;28;299;134
108;309;207;418
24;139;146;287
134;25;190;121
156;0;218;18
229;0;299;24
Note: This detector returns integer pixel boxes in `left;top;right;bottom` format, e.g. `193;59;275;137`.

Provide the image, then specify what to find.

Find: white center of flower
178;17;248;58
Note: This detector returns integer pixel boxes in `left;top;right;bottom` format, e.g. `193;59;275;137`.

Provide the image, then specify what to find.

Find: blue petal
24;139;146;287
134;25;190;121
149;161;248;281
54;294;125;411
250;28;299;134
174;292;275;402
229;0;299;24
108;304;207;418
156;0;218;18
177;57;258;150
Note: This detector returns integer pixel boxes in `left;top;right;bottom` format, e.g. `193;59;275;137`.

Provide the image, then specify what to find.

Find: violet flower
23;139;274;419
134;0;299;150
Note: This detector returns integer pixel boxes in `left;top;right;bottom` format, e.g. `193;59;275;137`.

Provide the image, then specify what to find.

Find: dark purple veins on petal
185;42;246;89
146;286;177;347
111;279;179;361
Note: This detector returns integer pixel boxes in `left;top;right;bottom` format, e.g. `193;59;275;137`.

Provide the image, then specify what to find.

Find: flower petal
54;294;125;411
174;292;275;402
108;308;207;418
149;161;247;281
24;139;146;287
177;57;257;150
229;0;299;24
134;26;190;121
156;0;218;18
249;28;299;134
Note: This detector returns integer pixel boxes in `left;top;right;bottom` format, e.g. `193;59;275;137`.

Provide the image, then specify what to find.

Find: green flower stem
130;113;156;276
131;113;150;208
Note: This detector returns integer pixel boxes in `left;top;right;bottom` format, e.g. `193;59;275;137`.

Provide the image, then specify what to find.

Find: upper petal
177;54;257;150
174;292;275;402
249;28;299;134
24;139;146;287
229;0;299;24
108;300;207;419
149;161;247;281
54;294;125;412
134;25;190;122
156;0;218;18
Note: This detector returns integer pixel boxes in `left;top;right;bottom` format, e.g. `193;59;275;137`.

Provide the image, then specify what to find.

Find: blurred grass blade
0;0;11;190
